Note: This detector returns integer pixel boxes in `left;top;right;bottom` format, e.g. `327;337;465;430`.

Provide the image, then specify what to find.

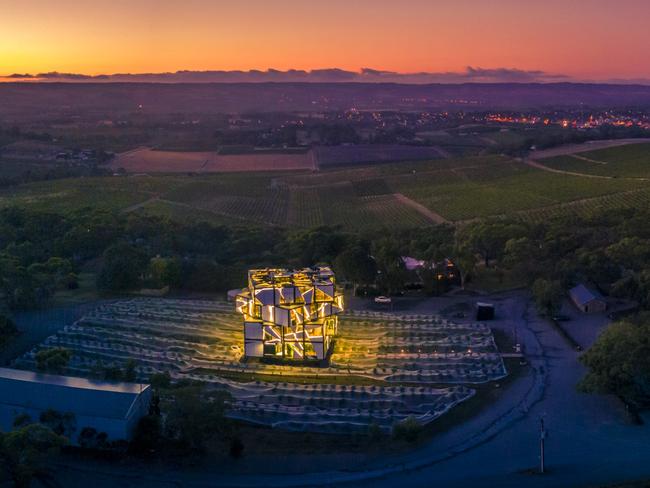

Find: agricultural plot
111;148;315;173
333;311;506;383
538;143;650;178
224;380;474;433
0;175;179;214
390;161;647;221
160;176;291;225
195;192;289;225
13;298;505;433
0;160;51;179
514;187;650;224
134;199;244;226
286;187;324;227
5;152;649;227
315;144;444;167
312;183;432;230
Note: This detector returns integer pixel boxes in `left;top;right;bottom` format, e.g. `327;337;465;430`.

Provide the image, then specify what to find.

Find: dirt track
393;192;448;223
523;158;615;179
525;138;650;180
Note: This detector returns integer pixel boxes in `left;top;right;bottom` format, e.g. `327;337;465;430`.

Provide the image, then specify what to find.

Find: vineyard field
538;142;650;178
3;149;650;229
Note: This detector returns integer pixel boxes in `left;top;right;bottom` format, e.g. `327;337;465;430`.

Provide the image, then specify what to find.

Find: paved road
360;297;646;488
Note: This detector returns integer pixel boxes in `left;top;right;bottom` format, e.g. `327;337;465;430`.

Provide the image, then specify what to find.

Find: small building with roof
569;284;607;313
0;367;152;443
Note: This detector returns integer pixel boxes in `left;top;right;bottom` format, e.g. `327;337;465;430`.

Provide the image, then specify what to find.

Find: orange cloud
1;0;649;80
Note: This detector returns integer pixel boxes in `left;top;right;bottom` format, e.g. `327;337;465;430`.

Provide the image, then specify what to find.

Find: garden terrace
13;298;506;433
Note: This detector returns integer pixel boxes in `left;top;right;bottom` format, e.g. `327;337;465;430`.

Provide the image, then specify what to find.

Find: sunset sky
1;0;649;81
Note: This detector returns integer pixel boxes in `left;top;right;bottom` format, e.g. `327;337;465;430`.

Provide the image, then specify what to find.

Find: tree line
3;205;650;310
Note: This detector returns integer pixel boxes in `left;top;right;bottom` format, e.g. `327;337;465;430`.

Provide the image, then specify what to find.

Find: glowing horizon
2;0;649;81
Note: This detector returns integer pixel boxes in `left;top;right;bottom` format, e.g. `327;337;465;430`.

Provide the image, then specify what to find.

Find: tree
0;256;42;310
39;410;76;438
334;245;376;293
97;242;148;291
35;348;71;374
373;237;408;295
149;371;171;389
606;237;650;271
123;359;137;382
502;236;544;280
12;413;32;428
611;270;650;309
367;422;384;442
286;227;348;266
148;256;182;288
229;436;244;459
130;415;162;456
579;320;650;406
458;221;524;268
0;423;66;487
453;247;476;290
0;314;17;348
164;386;231;451
77;427;108;450
392;416;422;442
531;279;563;317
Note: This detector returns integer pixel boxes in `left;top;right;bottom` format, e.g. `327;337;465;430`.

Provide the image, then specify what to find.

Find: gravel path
393;193;448;223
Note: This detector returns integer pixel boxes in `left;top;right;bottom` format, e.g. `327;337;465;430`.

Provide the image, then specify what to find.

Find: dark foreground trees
0;424;66;488
579;319;650;406
5;201;650;315
531;278;564;317
0;315;17;349
164;386;231;451
35;348;71;374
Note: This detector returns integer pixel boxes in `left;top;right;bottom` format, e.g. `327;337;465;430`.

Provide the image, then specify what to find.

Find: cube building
236;267;344;360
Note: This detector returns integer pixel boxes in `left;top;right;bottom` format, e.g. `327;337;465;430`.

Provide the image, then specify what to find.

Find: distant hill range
1;82;650;118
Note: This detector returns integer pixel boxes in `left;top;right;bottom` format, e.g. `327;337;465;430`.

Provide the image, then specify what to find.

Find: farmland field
2;148;650;228
314;144;446;167
538;142;650;178
111;147;316;173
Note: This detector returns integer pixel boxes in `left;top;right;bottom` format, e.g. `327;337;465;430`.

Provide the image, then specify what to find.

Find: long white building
0;367;152;443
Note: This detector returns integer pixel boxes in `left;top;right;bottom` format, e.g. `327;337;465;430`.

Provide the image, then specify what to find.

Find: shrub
392;416;422;442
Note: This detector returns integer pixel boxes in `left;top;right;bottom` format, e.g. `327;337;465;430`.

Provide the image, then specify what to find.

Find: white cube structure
236;267;344;361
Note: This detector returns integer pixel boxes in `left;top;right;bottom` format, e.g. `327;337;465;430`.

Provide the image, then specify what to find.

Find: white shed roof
0;368;150;420
569;284;604;307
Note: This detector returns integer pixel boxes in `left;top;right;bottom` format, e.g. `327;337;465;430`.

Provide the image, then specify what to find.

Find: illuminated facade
236;267;344;360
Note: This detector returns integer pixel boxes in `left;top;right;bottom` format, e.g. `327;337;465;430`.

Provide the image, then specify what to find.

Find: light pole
540;417;546;474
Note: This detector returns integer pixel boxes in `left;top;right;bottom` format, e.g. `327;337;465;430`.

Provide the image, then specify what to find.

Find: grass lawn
51;272;100;307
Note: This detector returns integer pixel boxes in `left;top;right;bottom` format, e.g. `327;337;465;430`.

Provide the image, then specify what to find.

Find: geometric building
236;267;344;361
0;367;152;444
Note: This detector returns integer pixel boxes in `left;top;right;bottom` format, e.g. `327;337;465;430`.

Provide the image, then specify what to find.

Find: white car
374;296;392;304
